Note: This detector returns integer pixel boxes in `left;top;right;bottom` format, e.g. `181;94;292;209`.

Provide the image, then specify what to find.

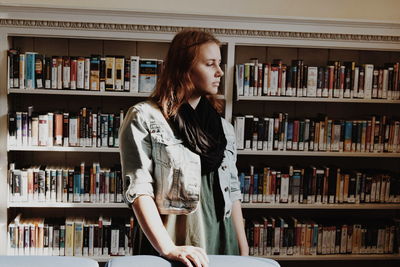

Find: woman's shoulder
125;100;163;119
220;118;234;134
128;100;159;113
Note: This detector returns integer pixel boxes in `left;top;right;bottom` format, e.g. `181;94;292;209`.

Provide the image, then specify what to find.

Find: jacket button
224;187;229;192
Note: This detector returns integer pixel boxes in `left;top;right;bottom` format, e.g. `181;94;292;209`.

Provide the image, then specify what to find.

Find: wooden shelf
52;254;400;262
8;88;151;97
7;146;119;153
8;202;128;208
265;254;400;261
237;95;400;104
241;203;400;209
237;150;400;158
8;88;226;99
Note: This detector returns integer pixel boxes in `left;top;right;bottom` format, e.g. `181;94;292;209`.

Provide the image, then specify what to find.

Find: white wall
1;0;400;22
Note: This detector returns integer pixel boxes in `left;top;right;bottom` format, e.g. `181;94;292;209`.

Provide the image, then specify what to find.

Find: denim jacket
119;101;242;218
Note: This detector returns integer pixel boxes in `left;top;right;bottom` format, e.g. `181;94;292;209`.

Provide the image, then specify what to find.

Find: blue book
25;52;37;89
344;120;353;151
243;175;251;203
252;173;258;202
286;121;293;150
239;172;245;199
74;170;81;202
139;59;158;92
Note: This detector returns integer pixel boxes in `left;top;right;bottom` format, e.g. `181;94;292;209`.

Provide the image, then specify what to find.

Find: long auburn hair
150;29;224;118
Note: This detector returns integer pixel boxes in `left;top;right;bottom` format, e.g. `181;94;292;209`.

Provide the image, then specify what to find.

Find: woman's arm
133;195;209;267
231;200;249;256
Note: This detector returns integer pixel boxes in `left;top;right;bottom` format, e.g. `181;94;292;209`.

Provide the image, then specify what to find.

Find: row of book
239;165;400;204
245;216;400;256
234;114;400;153
8;107;124;148
8;163;125;203
235;59;400;99
7;49;163;92
8;215;134;256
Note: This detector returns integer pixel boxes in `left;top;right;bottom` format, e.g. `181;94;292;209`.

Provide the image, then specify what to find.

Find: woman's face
190;42;224;96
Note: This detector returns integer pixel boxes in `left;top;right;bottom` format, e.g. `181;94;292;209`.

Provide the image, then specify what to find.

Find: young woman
119;29;249;267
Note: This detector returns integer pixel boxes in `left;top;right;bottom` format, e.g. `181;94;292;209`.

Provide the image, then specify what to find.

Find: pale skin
132;41;249;267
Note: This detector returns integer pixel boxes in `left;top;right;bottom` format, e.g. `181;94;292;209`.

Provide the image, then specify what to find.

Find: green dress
132;171;239;255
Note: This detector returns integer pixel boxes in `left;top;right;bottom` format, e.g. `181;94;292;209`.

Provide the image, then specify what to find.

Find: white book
56;169;63;202
269;68;278;96
38;114;48;146
84;57;90;90
89;224;94;256
264;64;270;96
19;170;28;201
307;67;318;97
111;229;119;255
51;57;57;89
48;225;53;256
235;64;244;96
31;116;39;146
16;112;22;147
130;56;140;93
47;112;54;147
69;117;79;147
53;228;60;256
63;61;71;89
77;58;85;89
363;64;374;99
280;174;289;203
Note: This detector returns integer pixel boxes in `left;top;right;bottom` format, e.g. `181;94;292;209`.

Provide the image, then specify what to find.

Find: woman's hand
162;245;209;267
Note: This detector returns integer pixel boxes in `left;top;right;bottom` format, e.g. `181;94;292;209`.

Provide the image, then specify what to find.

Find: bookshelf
7;202;128;208
241;203;400;210
8;88;225;99
237;150;400;157
237;95;400;104
1;4;400;266
265;255;400;261
7;146;120;153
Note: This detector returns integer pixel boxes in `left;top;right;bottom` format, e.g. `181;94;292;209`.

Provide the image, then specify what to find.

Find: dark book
44;57;52;89
124;58;131;92
35;54;44;89
108;114;115;147
8;49;20;88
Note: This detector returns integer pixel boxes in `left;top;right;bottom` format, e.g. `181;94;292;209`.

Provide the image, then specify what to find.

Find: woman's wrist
159;242;177;257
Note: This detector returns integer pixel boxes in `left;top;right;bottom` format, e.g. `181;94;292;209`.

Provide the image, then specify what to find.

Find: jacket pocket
151;133;201;212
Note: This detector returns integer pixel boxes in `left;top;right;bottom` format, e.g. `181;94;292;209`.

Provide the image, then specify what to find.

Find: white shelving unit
237;96;400;104
241;203;400;210
237;150;400;157
7;146;120;153
8;88;151;97
266;255;400;261
8;88;226;99
7;202;128;208
1;4;399;264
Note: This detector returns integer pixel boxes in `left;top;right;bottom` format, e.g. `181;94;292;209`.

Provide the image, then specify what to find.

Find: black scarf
171;97;227;175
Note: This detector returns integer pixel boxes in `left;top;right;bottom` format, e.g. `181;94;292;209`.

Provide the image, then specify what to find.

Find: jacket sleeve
119;106;154;207
225;120;242;203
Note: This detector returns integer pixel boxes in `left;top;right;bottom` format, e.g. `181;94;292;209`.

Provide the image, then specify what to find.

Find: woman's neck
188;95;202;109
